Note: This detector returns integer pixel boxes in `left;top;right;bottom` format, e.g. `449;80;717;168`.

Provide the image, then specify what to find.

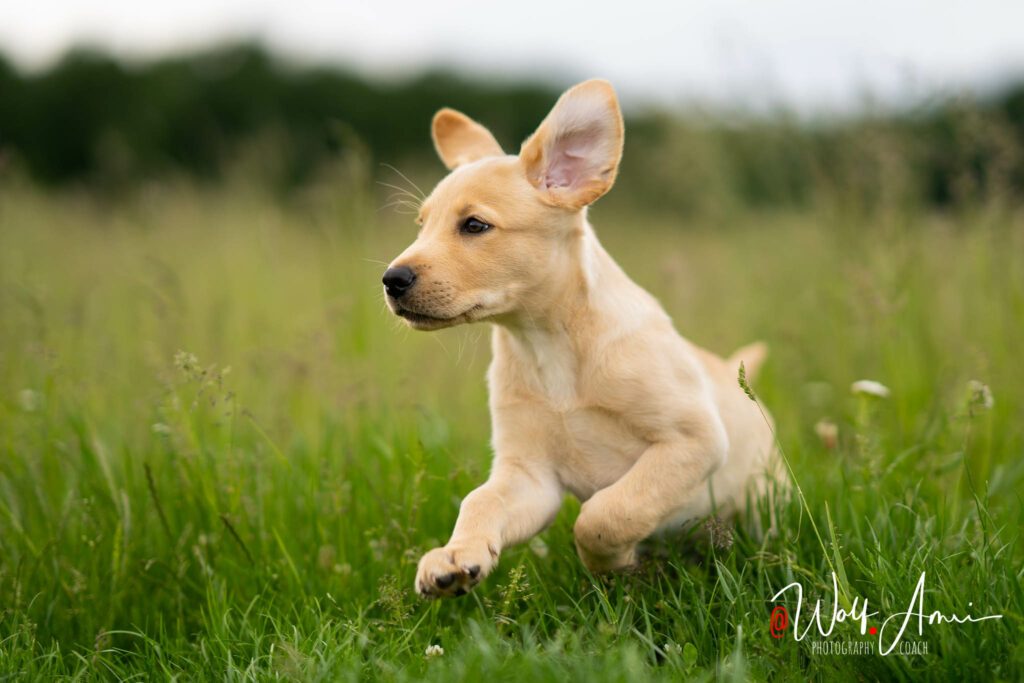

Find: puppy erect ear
432;109;504;170
520;79;624;209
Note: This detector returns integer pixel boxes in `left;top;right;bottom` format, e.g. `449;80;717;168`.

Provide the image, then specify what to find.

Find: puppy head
383;79;623;330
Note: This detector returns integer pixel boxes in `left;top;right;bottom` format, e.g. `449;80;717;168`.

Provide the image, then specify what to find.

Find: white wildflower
851;380;890;399
665;641;683;655
425;644;444;658
814;419;838;450
151;423;172;435
967;380;994;412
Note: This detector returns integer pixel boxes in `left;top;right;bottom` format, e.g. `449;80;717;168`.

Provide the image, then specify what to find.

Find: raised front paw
415;540;498;599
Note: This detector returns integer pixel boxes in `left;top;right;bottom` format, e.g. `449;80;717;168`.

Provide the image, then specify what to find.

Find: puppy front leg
416;460;562;598
574;430;725;573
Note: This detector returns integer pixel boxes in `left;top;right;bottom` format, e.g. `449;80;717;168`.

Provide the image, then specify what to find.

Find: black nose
382;266;417;298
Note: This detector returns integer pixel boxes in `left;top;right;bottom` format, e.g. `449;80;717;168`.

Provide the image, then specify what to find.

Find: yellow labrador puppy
382;80;783;598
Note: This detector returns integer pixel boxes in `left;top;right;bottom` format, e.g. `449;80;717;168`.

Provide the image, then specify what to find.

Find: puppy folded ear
519;79;624;209
432;109;504;170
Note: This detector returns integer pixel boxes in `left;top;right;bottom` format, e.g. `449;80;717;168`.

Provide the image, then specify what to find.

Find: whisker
429;330;451;358
376;182;423;206
379;197;421;214
380;163;427;200
379;190;421;205
383;193;421;208
379;203;419;215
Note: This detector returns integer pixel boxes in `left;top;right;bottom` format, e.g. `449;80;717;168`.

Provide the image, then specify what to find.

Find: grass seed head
737;361;756;401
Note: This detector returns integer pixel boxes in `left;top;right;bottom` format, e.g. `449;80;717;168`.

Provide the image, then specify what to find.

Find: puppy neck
492;216;653;374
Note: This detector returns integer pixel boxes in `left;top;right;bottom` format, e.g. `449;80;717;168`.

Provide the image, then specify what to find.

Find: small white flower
151;423;172;435
665;641;683;654
814;419;838;450
967;380;994;411
529;536;549;558
851;380;890;399
425;644;444;658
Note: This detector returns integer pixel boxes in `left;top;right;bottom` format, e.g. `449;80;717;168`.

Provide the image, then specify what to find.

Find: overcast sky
3;0;1024;112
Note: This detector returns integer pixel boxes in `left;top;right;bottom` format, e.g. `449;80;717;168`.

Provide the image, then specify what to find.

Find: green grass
1;180;1022;681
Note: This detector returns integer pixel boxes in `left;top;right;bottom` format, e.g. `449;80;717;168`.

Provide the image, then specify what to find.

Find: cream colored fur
383;80;785;599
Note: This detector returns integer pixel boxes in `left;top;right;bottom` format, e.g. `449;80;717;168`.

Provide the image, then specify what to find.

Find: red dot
869;627;877;635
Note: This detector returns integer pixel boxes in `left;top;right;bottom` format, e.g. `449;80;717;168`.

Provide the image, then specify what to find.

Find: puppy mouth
393;303;483;329
396;307;453;324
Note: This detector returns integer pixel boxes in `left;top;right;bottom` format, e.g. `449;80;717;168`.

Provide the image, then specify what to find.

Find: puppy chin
387;300;462;331
399;311;457;331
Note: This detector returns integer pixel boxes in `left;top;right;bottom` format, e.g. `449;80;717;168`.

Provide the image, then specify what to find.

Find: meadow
1;172;1022;681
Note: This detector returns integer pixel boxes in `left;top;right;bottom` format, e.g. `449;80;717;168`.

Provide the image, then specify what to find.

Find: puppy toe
415;543;496;598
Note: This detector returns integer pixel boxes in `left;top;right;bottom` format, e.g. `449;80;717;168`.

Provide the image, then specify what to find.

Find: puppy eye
461;217;492;234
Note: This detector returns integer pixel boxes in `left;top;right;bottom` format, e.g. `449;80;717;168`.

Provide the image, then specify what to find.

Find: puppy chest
555;407;649;498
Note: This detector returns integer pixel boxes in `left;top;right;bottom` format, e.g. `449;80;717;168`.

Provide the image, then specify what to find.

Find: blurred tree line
1;42;1023;215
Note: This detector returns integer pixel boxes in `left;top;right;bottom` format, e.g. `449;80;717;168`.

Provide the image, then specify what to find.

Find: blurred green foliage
0;44;554;191
1;42;1024;214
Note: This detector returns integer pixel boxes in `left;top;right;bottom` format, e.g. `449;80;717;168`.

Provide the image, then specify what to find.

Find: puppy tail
729;341;769;380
